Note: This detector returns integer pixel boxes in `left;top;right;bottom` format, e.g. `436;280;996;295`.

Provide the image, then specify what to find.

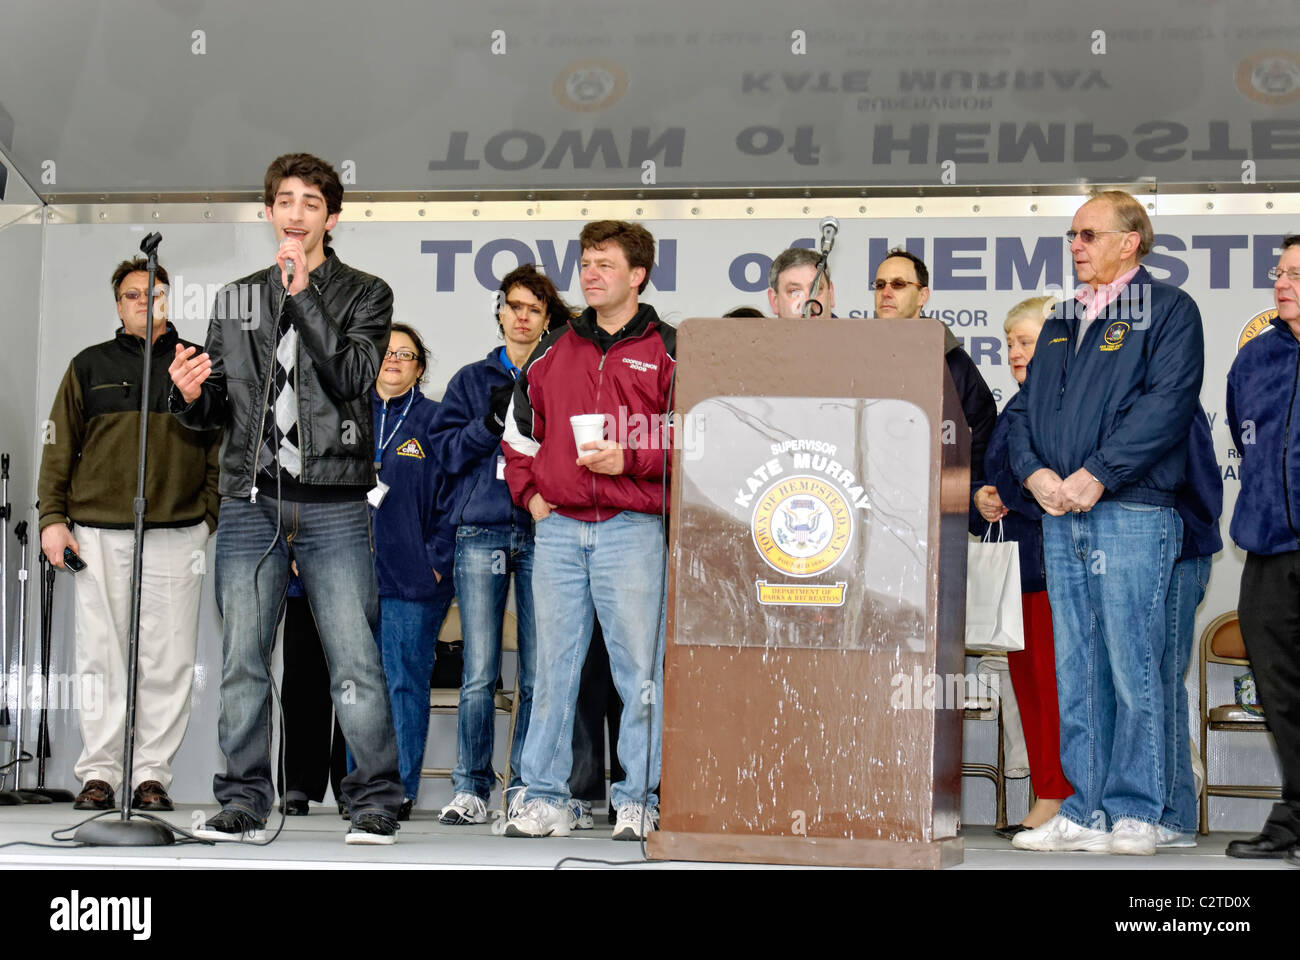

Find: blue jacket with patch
427;349;532;531
370;385;457;600
1005;266;1205;506
1227;317;1300;555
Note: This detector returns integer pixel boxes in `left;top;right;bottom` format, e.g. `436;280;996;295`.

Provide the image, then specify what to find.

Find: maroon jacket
503;303;676;521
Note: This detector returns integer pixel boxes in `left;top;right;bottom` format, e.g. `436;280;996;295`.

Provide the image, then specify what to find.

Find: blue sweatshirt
370;385;457;600
428;349;532;531
1005;266;1205;506
1227;317;1300;555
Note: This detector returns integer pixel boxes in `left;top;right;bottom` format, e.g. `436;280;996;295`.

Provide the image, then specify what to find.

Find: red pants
1007;591;1072;800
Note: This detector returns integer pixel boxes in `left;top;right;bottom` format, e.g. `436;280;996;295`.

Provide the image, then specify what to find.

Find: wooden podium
646;317;969;869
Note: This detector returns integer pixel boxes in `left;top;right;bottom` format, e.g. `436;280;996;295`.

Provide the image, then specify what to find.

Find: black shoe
74;779;115;811
1225;831;1297;859
346;813;399;845
281;797;310;816
339;799;350;820
194;809;266;842
993;823;1030;841
397;798;413;822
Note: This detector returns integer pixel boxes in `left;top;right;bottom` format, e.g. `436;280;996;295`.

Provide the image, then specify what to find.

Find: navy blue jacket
1006;266;1205;506
428;349;532;531
983;403;1047;594
1176;406;1223;561
370;385;457;600
1227;317;1300;555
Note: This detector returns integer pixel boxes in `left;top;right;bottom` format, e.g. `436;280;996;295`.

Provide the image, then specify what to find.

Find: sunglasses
1064;229;1129;244
872;279;924;291
117;287;168;301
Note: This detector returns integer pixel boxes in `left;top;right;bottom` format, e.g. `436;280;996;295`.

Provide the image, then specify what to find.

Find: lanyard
374;391;415;469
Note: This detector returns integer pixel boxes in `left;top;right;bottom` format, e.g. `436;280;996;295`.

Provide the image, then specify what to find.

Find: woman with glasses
367;322;457;821
429;264;574;825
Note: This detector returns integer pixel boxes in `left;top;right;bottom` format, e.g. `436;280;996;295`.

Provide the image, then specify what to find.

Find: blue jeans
450;524;535;800
213;496;403;820
519;511;666;811
1042;500;1181;830
1161;555;1211;834
378;590;455;801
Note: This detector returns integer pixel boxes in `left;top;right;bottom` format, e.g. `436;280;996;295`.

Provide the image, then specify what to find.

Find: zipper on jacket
1283;346;1300;543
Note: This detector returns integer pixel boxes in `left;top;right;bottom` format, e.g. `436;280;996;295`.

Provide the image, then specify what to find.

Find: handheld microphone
279;236;296;287
819;216;839;256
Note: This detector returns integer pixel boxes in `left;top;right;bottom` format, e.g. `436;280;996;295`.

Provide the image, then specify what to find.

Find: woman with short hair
973;296;1073;839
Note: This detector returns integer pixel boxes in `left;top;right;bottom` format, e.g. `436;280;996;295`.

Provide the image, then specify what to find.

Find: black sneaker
194;809;266;842
346;813;399;845
397;798;413;822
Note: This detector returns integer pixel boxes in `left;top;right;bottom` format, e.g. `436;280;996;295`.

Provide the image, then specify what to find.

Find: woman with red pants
974;296;1073;839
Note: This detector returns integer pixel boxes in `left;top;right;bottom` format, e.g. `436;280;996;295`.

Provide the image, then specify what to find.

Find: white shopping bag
965;521;1025;653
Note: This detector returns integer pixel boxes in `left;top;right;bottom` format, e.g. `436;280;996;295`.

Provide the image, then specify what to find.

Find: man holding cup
501;220;674;840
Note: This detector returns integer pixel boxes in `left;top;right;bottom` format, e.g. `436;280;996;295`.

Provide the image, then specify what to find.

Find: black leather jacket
169;250;393;498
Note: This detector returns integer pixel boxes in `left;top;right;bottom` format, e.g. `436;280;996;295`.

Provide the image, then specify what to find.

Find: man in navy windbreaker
1005;191;1205;856
1224;234;1300;865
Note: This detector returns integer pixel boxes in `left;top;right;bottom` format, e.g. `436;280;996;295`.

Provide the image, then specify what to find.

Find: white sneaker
1110;818;1157;855
1012;814;1111;852
1155;825;1197;848
572;800;594;830
613;803;659;841
504;797;573;838
438;792;488;825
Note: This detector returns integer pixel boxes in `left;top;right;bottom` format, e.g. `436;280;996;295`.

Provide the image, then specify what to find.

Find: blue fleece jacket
1227;317;1300;555
370;385;457;600
1005;266;1205;506
428;349;532;531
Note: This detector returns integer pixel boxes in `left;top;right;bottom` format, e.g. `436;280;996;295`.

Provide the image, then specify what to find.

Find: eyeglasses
872;278;924;291
1065;229;1129;244
1267;267;1300;283
384;349;418;361
117;287;168;301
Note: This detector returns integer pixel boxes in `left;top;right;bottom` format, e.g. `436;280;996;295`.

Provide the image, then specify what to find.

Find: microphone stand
801;219;838;319
0;452;19;805
32;548;74;801
4;522;54;804
75;231;175;845
1;454;10;731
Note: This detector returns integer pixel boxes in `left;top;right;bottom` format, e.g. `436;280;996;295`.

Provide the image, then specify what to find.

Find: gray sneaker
613;803;659;841
572;800;594;830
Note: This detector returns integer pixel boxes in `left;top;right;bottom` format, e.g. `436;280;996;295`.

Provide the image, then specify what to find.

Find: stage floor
0;803;1293;870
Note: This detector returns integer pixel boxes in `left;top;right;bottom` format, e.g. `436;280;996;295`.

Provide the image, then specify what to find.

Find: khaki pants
71;522;207;792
